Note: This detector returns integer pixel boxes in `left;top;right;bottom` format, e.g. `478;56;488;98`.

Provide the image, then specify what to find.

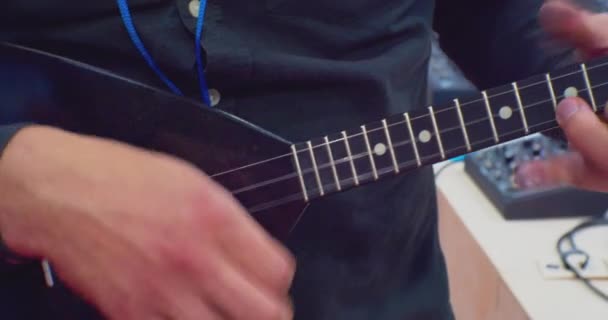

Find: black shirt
0;0;573;319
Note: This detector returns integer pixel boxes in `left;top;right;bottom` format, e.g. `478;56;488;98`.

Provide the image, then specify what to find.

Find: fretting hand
0;125;295;320
514;1;608;191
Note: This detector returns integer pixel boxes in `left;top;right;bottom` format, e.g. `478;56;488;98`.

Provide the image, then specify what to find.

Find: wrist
0;125;61;258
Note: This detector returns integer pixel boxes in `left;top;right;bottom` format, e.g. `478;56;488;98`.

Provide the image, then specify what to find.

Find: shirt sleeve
433;0;578;90
0;123;30;158
0;123;31;264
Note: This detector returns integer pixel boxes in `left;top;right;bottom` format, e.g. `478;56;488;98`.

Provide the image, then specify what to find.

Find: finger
201;255;293;320
539;1;608;58
196;181;296;294
540;1;594;48
218;212;295;294
221;226;295;294
555;97;608;169
149;251;225;320
169;295;222;320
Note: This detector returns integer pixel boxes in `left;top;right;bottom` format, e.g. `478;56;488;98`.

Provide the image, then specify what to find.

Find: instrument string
248;116;570;214
211;59;608;179
231;79;608;196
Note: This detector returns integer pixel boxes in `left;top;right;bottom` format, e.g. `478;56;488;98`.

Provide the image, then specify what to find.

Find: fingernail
556;98;580;124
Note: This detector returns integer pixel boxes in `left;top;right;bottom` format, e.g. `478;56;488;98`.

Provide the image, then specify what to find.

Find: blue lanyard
116;0;212;107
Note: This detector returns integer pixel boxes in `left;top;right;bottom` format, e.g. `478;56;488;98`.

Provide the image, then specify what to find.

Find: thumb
515;97;608;191
556;97;608;168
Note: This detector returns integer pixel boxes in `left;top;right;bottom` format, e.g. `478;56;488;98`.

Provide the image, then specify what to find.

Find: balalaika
0;41;607;314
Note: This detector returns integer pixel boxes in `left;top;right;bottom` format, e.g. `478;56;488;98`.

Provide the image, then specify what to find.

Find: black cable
434;159;464;179
557;215;608;302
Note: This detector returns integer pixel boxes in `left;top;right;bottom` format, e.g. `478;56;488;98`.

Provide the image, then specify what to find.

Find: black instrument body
0;43;308;241
0;43;310;318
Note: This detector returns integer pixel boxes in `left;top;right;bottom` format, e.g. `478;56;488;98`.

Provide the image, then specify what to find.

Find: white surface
435;162;608;320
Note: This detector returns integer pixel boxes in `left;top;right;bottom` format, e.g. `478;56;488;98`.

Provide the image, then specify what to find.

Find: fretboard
292;56;608;202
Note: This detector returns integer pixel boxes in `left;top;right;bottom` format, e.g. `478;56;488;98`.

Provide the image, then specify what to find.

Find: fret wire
404;112;422;166
238;79;608;199
210;62;608;178
242;92;555;196
212;59;608;179
226;70;608;213
236;76;608;199
307;141;324;196
546;73;558;110
453;98;471;152
291;144;309;202
253;111;559;203
342;131;360;186
482;91;500;143
428;106;446;159
512;82;530;134
581;63;598;112
324;136;341;191
236;89;580;196
348;117;561;188
361;125;379;180
382;119;400;174
518;59;608;90
333;63;604;142
257;117;567;211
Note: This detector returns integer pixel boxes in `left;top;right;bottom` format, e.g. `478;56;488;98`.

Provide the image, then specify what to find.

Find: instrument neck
291;57;608;202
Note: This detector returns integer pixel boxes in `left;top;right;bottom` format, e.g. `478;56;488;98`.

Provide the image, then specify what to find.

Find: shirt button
189;0;200;18
209;89;221;107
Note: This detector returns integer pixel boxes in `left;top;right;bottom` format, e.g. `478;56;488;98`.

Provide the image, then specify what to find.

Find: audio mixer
464;134;608;220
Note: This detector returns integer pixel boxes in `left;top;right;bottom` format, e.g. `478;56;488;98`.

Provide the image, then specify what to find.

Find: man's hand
515;97;608;191
514;1;608;191
539;0;608;60
0;125;295;320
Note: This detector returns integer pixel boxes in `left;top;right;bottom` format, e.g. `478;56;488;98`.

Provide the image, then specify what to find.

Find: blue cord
195;0;211;106
116;0;212;106
450;155;466;162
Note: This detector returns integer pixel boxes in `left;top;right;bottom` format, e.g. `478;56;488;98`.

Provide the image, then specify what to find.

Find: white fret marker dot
564;86;578;98
418;130;432;143
499;106;513;120
374;143;387;156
